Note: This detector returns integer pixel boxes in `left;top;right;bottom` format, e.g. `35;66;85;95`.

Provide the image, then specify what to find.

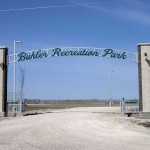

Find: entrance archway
0;44;149;117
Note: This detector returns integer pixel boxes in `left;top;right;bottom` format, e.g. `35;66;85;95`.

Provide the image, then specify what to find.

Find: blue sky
0;0;150;100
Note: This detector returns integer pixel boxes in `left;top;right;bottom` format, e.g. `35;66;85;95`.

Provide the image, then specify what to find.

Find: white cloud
79;0;150;26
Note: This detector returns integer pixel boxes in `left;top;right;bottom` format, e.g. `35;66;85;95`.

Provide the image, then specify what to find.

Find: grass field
26;103;120;111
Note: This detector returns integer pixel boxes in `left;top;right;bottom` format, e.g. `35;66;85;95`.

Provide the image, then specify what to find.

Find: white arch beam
8;47;137;64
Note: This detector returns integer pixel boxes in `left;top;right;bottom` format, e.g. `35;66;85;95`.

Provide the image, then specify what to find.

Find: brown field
26;103;120;111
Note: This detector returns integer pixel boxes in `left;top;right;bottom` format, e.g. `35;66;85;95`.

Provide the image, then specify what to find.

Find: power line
0;1;122;12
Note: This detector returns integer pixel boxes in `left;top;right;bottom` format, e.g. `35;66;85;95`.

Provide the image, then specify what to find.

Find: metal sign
120;99;139;114
8;47;137;64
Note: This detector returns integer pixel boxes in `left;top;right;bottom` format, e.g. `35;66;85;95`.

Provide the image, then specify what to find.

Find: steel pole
109;71;113;107
13;40;16;103
13;40;22;115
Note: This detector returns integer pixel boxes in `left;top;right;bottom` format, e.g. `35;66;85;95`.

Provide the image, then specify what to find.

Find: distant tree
19;65;25;103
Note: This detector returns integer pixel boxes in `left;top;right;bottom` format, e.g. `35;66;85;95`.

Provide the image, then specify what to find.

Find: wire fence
7;92;139;116
7;92;27;116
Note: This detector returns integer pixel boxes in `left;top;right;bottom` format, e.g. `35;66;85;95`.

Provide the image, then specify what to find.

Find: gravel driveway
0;107;150;150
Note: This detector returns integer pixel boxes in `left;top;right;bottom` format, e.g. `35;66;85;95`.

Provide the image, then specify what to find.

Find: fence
7;102;27;116
7;92;27;116
120;99;139;115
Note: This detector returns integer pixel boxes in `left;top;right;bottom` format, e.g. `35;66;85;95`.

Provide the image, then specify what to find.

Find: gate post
138;43;150;118
0;47;8;117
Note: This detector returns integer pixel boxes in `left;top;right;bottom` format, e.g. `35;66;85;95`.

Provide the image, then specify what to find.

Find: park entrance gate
0;44;150;118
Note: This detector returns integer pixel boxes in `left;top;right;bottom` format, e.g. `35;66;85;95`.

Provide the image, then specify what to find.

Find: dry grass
26;103;119;111
139;122;150;128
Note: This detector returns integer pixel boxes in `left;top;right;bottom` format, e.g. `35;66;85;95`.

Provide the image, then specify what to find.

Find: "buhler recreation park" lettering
102;49;127;59
18;50;48;61
17;48;127;61
51;48;99;56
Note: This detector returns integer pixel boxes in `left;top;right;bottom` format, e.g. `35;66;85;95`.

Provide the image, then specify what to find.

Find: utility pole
109;71;114;107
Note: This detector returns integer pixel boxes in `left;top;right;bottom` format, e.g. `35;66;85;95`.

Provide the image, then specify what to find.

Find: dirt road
0;107;150;150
